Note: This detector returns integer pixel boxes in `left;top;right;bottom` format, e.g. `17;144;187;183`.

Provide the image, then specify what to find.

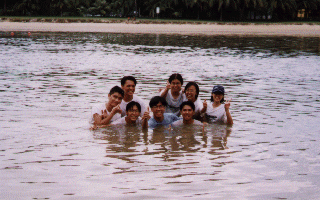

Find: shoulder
193;119;203;125
91;103;106;114
112;117;126;125
172;119;183;125
133;95;146;105
164;113;180;120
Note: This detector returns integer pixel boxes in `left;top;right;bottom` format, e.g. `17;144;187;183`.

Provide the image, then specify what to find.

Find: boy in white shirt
120;76;147;117
90;86;124;126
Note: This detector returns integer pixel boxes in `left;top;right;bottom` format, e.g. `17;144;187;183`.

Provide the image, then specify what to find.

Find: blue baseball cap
212;85;225;94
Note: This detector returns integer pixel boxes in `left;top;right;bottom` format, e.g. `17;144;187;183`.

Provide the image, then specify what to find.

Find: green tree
267;0;297;20
216;0;240;21
14;0;41;15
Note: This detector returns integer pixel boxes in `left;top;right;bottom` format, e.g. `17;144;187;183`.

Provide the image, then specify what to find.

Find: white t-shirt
90;102;121;124
160;89;185;116
183;96;203;116
120;94;147;117
172;119;203;126
112;116;143;125
205;103;227;124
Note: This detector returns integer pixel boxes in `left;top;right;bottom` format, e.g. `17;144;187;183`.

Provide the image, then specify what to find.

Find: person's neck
154;115;164;122
123;94;133;102
106;102;113;112
171;90;180;98
183;118;194;125
125;117;135;124
212;101;221;108
189;98;196;103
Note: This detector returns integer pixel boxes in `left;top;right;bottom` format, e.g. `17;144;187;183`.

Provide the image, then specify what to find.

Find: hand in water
202;122;207;132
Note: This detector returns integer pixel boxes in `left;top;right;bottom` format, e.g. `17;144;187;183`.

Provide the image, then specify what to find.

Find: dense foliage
1;0;320;21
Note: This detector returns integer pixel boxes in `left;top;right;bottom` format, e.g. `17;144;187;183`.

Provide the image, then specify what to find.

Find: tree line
1;0;320;21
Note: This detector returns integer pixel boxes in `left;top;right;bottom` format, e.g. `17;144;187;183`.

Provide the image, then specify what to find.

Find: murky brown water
1;32;320;199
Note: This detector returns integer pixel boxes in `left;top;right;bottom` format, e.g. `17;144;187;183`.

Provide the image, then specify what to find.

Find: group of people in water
90;73;233;130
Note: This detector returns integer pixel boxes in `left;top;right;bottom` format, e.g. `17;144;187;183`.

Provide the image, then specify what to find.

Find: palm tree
239;0;265;20
216;0;240;21
14;0;41;15
267;0;297;20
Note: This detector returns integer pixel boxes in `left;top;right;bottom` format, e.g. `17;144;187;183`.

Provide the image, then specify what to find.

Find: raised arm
224;99;233;125
199;100;207;121
160;81;171;98
141;107;151;129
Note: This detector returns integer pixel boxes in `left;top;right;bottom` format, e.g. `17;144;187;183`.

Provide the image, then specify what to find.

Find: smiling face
126;105;140;123
108;92;123;107
122;80;136;97
170;79;182;93
181;105;195;122
151;102;166;121
212;93;224;104
185;85;197;102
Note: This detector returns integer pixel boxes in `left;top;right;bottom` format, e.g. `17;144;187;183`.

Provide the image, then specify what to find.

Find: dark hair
184;82;200;99
180;101;195;111
149;96;168;108
121;76;137;86
126;101;141;112
109;86;124;97
168;73;183;85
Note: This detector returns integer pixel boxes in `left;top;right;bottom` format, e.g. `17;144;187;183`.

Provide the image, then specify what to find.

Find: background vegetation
1;0;320;21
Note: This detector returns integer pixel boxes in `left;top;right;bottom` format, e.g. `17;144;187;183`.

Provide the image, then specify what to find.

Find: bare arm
93;105;122;125
160;81;171;98
199;100;207;122
141;107;151;129
224;100;233;125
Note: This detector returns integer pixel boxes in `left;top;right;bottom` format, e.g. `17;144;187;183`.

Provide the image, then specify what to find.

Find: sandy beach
1;22;320;36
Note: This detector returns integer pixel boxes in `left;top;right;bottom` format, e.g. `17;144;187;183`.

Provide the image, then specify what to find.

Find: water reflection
1;32;320;199
92;124;232;162
1;32;320;56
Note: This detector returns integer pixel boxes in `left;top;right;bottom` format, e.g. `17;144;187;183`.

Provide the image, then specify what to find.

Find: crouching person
90;86;124;127
172;101;203;126
148;96;180;129
112;101;150;129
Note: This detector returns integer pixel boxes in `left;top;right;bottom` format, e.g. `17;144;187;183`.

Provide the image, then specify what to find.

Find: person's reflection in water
171;124;205;152
209;124;232;153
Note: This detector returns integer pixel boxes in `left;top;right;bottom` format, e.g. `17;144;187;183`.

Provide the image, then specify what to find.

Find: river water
1;32;320;199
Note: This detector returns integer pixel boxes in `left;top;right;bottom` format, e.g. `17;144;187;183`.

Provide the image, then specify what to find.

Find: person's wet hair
168;73;183;85
121;76;137;86
185;81;200;99
180;101;195;111
149;96;168;108
126;101;141;112
109;86;124;97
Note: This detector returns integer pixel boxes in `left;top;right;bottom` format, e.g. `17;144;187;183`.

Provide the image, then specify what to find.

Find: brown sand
1;22;320;36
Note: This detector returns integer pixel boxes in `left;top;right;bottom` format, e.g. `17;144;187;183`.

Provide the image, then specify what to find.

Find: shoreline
1;22;320;36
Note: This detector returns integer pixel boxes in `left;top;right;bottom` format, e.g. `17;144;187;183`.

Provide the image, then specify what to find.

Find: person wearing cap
203;85;233;125
148;96;180;129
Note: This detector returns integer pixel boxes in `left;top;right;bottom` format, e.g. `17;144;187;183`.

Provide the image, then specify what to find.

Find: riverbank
1;21;320;36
